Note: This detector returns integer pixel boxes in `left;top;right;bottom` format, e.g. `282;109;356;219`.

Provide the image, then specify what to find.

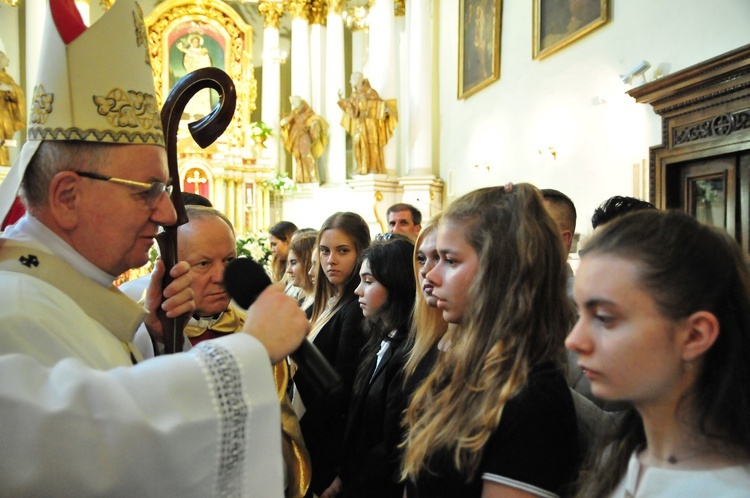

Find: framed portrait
533;0;607;60
458;0;502;99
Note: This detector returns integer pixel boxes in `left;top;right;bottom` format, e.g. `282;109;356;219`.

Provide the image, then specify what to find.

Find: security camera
620;60;651;84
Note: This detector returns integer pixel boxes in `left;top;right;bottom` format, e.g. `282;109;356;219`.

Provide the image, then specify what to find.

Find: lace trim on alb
194;341;248;497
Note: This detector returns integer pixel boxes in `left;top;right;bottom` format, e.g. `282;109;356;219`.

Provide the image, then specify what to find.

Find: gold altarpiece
145;0;273;233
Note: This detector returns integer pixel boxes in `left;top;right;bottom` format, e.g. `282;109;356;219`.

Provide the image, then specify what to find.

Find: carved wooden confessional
629;44;750;252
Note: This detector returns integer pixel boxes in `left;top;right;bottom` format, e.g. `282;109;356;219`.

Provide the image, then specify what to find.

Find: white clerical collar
190;313;224;329
4;214;117;287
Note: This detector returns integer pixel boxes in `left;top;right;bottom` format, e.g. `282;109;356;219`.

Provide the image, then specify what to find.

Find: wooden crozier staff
156;67;237;354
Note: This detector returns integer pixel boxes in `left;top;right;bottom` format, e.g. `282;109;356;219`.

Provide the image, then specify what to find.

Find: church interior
1;0;750;254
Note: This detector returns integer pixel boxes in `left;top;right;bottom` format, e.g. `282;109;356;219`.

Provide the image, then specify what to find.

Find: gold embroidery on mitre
30;85;54;125
27;126;164;144
133;2;151;65
93;89;160;130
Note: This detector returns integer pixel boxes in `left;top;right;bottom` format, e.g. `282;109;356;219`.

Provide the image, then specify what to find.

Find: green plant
249;120;273;139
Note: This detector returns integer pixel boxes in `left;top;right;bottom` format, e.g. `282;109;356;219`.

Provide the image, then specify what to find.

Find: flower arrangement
235;230;273;273
249;120;273;140
262;171;298;193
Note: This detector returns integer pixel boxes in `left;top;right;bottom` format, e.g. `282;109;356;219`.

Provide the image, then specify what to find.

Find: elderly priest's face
178;215;236;317
71;144;176;276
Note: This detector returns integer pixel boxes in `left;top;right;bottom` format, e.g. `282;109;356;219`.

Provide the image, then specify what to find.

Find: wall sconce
538;146;557;160
262;47;288;65
620;60;651;85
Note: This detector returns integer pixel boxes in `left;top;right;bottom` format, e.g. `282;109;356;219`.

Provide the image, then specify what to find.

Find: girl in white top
567;210;750;497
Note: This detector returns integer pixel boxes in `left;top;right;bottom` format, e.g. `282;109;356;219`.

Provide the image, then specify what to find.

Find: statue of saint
0;51;25;166
337;72;398;175
280;96;329;184
176;34;212;118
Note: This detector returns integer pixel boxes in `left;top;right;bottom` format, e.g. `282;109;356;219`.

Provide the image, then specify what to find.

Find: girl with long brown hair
293;212;370;496
567;210;750;496
268;220;298;283
286;229;317;317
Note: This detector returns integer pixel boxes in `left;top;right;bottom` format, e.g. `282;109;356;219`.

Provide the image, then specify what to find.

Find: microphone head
224;258;272;309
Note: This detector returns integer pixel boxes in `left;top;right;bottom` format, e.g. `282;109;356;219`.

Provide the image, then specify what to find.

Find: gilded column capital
287;0;311;21
259;1;286;29
310;0;329;25
394;0;405;17
329;0;344;15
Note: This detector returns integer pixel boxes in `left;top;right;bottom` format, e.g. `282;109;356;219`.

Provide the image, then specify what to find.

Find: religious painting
166;23;226;119
146;0;256;152
458;0;502;99
533;0;607;60
681;157;736;236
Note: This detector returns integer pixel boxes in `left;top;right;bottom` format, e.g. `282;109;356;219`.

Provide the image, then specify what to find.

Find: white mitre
0;0;164;221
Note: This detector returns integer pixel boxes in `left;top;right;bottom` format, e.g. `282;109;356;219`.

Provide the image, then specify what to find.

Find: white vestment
0;215;284;497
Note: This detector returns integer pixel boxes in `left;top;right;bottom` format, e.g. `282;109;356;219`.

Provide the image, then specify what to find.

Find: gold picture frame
145;0;257;147
533;0;607;60
458;0;502;100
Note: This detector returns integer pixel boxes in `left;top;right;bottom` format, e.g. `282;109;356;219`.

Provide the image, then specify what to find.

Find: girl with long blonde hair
402;184;579;497
402;214;449;382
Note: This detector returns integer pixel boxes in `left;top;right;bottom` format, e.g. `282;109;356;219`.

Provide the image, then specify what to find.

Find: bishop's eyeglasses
73;171;173;207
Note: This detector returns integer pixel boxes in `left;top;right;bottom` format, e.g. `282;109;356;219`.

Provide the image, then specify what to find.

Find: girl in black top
294;212;370;496
322;235;415;498
401;184;579;498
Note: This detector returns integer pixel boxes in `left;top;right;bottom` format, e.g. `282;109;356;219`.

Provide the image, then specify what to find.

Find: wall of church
437;0;750;240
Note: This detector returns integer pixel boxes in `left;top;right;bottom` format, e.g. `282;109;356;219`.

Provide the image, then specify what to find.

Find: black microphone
224;257;342;400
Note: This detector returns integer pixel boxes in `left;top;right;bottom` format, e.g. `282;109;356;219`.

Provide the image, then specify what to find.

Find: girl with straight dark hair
322;235;416;498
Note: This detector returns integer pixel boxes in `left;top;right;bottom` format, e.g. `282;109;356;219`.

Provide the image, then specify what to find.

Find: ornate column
309;1;327;115
227;176;237;226
345;6;369;74
324;0;347;185
25;0;45;114
395;0;408;178
213;174;227;220
400;0;443;219
407;0;433;176
259;1;285;171
367;0;398;175
289;0;312;102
